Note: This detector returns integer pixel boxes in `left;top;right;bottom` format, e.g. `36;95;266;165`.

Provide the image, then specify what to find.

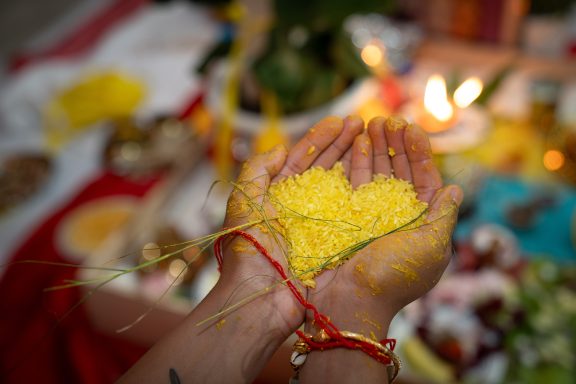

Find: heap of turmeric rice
268;162;427;287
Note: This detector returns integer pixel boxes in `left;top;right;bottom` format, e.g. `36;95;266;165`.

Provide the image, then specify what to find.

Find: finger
236;144;288;203
313;115;364;170
274;116;343;182
420;185;463;259
341;147;353;178
427;185;463;223
350;132;373;189
225;145;287;226
385;117;412;182
405;124;443;203
225;145;288;227
383;186;462;273
367;116;392;177
404;185;463;262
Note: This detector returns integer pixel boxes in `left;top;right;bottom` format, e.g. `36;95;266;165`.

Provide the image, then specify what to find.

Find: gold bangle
339;330;401;382
290;330;401;383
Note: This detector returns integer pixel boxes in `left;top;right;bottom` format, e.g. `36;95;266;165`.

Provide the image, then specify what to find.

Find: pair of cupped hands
118;115;463;384
222;115;463;347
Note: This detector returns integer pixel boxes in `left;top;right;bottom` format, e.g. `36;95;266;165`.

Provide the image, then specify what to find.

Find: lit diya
404;74;489;154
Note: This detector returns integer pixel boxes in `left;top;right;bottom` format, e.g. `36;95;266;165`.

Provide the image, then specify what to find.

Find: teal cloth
455;175;576;263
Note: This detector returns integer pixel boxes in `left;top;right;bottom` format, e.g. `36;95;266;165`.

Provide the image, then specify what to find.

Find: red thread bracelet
214;229;397;366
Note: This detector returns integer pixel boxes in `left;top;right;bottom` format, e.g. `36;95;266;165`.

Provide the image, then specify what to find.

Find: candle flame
454;77;483;108
424;74;453;122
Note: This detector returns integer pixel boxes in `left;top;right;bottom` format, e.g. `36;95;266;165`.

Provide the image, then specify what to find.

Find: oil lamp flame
424;74;454;122
454;77;483;108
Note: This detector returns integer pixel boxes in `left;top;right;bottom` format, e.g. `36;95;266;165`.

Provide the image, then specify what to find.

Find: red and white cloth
0;172;158;383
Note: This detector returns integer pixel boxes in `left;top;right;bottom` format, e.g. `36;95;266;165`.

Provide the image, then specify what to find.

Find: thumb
408;185;462;263
225;145;288;227
426;184;463;226
236;144;288;200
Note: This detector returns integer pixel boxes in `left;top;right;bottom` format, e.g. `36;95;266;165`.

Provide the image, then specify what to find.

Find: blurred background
0;0;575;383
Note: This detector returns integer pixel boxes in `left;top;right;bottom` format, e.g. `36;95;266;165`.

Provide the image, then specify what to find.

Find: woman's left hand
220;115;365;337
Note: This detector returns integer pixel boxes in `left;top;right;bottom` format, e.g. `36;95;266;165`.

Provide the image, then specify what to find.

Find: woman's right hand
301;117;463;383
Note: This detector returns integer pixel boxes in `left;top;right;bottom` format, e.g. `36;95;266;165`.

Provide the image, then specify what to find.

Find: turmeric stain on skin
368;275;384;296
216;319;226;330
257;220;284;239
388;147;396;157
386;117;407;131
404;257;424;267
256;224;270;234
239;162;256;179
232;241;250;253
241;181;266;199
390;263;419;283
234;244;257;257
227;199;252;219
307;145;316;155
355;311;382;331
311;117;343;141
353;262;384;296
409;139;430;156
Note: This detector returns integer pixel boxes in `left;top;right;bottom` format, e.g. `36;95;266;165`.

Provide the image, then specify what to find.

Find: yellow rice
269;162;427;286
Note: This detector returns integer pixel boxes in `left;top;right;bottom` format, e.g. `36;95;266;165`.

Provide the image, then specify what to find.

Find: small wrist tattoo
169;368;181;384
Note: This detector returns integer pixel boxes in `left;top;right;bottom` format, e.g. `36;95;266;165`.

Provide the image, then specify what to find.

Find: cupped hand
220;115;364;336
308;116;463;338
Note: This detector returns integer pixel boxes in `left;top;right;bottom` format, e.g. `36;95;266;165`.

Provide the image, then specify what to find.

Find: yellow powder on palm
269;162;427;287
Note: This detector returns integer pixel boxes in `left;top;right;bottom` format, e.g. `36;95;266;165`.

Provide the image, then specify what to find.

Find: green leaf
253;43;314;112
475;65;513;106
273;0;395;32
516;364;574;384
300;69;346;110
331;29;371;79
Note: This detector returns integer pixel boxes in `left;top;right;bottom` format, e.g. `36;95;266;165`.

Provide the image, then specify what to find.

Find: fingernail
386;116;407;131
321;116;343;125
448;186;464;206
345;114;363;124
367;116;387;132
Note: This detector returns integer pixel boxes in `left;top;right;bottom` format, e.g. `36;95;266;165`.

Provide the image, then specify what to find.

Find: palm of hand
313;191;459;318
308;117;462;334
221;116;365;335
220;115;462;338
220;148;306;334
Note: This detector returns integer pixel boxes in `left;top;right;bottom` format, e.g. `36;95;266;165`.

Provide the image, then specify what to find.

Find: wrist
307;289;395;341
218;267;304;337
154;275;292;384
297;297;398;384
